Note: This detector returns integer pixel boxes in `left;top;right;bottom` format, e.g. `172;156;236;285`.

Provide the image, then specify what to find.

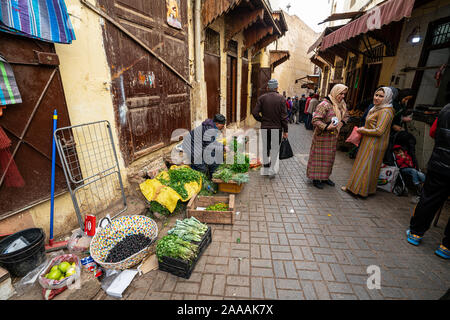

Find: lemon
58;261;71;273
47;269;62;280
66;267;76;277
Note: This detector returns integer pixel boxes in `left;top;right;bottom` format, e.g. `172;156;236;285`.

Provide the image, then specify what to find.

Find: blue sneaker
435;245;450;259
406;230;423;246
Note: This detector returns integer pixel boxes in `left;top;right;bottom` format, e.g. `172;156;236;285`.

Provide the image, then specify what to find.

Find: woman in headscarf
307;84;349;189
342;87;395;197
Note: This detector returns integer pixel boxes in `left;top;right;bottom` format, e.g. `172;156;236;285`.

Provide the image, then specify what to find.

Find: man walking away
293;96;300;124
406;103;450;259
298;94;306;123
252;79;288;177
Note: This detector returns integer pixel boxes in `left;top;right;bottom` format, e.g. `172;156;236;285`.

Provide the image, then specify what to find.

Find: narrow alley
96;123;450;300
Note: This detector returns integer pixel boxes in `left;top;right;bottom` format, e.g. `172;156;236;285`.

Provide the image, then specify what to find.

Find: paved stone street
98;123;449;300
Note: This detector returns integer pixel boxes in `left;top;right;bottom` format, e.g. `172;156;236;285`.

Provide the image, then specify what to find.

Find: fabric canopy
320;0;415;51
0;56;22;106
0;0;75;44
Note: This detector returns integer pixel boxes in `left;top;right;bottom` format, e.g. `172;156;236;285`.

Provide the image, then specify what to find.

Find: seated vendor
182;114;226;179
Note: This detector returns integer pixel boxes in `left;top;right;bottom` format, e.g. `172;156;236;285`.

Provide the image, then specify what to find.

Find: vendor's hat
214;114;226;124
268;79;278;89
393;144;403;150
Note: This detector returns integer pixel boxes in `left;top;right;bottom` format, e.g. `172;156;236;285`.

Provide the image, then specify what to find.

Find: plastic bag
100;269;121;292
13;250;65;296
279;138;294;160
105;269;138;298
38;253;82;290
377;164;400;193
346;126;362;146
67;229;92;253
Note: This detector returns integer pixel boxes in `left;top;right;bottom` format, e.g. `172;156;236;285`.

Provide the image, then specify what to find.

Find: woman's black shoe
313;180;324;189
323;179;335;187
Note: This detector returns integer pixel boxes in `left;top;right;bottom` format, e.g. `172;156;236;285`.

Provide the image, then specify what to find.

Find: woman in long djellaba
342;87;395;197
306;84;349;189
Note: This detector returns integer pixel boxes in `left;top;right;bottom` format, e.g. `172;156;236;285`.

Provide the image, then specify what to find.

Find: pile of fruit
105;234;153;263
44;261;77;281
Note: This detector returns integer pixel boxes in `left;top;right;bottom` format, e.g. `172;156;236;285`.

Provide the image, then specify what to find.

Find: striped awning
0;0;75;44
320;0;414;51
0;56;22;106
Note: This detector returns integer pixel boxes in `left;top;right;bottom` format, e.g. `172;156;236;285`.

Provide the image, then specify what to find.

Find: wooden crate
187;194;235;225
212;178;245;194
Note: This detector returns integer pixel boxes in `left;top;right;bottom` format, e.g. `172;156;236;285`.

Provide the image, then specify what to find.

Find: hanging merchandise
0;0;76;44
0;55;22;107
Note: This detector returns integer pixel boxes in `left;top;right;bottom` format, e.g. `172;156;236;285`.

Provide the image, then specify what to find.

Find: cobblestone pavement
99;123;450;300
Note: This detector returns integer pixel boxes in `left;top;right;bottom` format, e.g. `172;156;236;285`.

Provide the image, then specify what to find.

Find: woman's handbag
279;138;294;160
346;126;362;146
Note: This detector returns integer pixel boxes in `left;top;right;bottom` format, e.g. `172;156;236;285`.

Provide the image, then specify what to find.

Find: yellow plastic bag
140;165;202;213
139;179;182;213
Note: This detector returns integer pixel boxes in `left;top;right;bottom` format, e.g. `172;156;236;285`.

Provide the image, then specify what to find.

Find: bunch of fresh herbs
156;234;198;263
167;217;208;242
206;202;229;211
157;166;202;199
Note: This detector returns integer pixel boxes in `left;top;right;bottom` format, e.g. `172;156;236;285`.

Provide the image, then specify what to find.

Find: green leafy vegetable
157;166;202;199
206;203;229;211
167;217;208;242
156;234;199;263
149;200;186;216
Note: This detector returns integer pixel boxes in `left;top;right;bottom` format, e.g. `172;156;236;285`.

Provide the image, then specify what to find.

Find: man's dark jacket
252;90;288;132
428;103;450;177
299;98;306;113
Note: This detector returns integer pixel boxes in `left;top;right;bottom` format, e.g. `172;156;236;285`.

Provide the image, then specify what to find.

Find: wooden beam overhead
226;8;265;42
244;24;273;49
251;33;278;53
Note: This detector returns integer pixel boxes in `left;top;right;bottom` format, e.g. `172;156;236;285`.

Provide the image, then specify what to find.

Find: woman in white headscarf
342;87;395;197
307;84;349;189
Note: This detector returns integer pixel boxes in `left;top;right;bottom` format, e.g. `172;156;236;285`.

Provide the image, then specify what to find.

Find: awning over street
202;0;286;53
301;83;316;90
320;0;415;51
270;50;290;69
307;25;344;54
318;11;364;25
0;0;75;44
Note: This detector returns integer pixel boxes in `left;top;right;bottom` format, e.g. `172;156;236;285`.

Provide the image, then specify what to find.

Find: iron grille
205;28;220;55
432;21;450;46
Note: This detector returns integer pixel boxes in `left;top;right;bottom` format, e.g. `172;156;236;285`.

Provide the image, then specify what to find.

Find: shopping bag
279;138;294;160
377;164;399;193
345;126;362;146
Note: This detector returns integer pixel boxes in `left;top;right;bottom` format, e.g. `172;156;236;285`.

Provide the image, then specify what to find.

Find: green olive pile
105;234;153;263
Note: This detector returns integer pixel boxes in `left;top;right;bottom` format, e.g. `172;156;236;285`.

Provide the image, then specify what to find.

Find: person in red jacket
393;144;425;195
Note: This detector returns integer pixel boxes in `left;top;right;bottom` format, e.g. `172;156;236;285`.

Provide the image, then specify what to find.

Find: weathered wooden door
98;0;191;165
240;58;249;122
226;55;237;124
250;63;271;113
0;33;71;219
204;53;220;119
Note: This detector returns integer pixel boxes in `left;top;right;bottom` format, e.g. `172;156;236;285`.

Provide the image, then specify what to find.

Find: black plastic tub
0;228;46;277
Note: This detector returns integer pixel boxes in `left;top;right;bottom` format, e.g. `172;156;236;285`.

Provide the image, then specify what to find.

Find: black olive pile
105;234;153;263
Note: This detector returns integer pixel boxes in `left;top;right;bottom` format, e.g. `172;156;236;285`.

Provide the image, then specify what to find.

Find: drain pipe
194;0;202;82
